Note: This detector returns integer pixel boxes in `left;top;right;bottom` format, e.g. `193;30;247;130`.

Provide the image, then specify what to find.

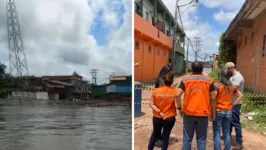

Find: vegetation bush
208;68;218;83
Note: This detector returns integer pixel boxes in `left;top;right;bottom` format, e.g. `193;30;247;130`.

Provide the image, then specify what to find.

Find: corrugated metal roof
49;80;74;86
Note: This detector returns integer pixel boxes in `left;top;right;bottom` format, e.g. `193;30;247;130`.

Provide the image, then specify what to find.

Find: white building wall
142;0;154;24
139;0;182;40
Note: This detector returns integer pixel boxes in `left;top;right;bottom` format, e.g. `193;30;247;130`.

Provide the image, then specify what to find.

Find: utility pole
90;69;98;85
172;0;179;74
194;37;202;61
186;38;189;73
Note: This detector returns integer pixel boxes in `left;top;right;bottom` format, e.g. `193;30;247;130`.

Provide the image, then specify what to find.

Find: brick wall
236;11;266;92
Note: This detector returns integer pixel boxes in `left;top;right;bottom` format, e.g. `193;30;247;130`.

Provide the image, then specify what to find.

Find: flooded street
0;103;131;150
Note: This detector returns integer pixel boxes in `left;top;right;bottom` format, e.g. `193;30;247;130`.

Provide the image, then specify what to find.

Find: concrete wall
11;92;49;100
235;11;266;92
142;0;153;23
36;92;49;100
134;36;169;82
142;0;176;39
106;85;116;93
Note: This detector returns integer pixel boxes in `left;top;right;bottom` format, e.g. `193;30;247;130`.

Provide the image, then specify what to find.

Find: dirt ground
134;77;266;150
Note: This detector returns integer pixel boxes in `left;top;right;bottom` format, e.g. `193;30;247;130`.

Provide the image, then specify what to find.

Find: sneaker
234;144;244;150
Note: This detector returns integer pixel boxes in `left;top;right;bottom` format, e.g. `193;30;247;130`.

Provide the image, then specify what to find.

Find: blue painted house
108;75;132;94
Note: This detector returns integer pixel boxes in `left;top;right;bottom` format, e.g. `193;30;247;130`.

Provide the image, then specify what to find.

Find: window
251;32;255;44
239;41;242;49
157;49;160;55
164;51;166;57
145;11;149;21
135;2;141;16
262;35;266;56
245;37;248;46
135;41;140;50
148;45;152;53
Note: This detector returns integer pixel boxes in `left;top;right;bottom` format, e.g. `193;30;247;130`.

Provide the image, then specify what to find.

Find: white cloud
0;0;132;83
214;9;238;24
200;0;245;11
161;0;242;61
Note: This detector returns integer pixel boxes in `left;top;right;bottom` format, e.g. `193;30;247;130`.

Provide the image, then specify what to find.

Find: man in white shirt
225;62;244;150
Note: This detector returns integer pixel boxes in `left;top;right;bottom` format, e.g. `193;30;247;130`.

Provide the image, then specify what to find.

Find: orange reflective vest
182;75;213;117
215;83;237;110
151;86;178;119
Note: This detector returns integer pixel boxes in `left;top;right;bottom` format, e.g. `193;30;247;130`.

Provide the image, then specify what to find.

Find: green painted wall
92;85;106;97
172;43;185;75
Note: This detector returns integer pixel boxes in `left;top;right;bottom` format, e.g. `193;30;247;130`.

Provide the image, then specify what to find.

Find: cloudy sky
0;0;132;84
162;0;245;61
0;0;245;83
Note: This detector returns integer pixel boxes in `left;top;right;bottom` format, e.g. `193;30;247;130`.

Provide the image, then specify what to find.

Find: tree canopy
218;33;236;68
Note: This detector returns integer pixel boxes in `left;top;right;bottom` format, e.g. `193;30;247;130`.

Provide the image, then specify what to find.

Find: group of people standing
148;61;244;150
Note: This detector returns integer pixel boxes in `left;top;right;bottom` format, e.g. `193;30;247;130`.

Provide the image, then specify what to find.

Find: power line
193;37;202;61
90;69;98;85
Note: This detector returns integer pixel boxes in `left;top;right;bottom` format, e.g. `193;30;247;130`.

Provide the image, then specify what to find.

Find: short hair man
225;62;244;150
176;61;217;150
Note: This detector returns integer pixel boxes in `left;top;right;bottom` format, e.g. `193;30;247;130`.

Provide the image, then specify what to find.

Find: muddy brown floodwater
0;102;131;150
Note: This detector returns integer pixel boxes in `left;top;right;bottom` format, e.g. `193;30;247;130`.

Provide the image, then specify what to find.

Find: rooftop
225;0;266;40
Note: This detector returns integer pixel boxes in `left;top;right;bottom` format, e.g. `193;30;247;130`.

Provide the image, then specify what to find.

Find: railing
134;83;266;98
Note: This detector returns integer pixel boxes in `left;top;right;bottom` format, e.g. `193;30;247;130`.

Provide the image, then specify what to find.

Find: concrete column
163;11;166;33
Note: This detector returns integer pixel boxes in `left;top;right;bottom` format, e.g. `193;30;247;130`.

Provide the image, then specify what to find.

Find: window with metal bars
148;45;152;53
251;32;255;44
157;49;160;55
262;35;266;57
135;41;139;50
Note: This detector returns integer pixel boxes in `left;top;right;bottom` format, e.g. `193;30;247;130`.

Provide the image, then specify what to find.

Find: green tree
217;33;236;68
0;62;14;98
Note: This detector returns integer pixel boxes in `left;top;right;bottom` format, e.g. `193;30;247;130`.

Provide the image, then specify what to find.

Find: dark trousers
230;104;243;145
148;116;176;150
182;115;209;150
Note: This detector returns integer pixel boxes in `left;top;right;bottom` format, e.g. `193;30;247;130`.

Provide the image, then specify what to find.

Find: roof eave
225;0;251;40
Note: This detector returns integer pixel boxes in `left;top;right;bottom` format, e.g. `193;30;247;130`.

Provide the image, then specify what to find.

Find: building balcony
134;13;172;49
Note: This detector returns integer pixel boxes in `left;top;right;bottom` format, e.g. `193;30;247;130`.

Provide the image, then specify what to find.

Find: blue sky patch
89;0;125;46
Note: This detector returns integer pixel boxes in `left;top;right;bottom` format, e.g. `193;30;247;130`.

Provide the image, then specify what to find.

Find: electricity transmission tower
6;0;30;90
194;37;202;61
90;69;98;85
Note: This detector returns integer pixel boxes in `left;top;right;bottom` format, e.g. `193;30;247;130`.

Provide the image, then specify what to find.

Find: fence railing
134;84;266;98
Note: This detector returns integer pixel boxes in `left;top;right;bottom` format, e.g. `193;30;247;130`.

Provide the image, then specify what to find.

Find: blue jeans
148;116;176;150
182;115;208;150
230;104;243;145
213;110;232;150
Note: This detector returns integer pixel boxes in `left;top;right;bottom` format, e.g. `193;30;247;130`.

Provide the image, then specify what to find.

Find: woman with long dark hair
212;69;243;150
148;71;177;150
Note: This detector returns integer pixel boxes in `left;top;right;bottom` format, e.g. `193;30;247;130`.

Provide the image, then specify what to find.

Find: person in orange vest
176;61;217;150
148;71;177;150
212;69;243;150
153;59;173;147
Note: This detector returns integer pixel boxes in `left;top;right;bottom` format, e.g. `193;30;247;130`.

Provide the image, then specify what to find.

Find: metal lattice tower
6;0;29;89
